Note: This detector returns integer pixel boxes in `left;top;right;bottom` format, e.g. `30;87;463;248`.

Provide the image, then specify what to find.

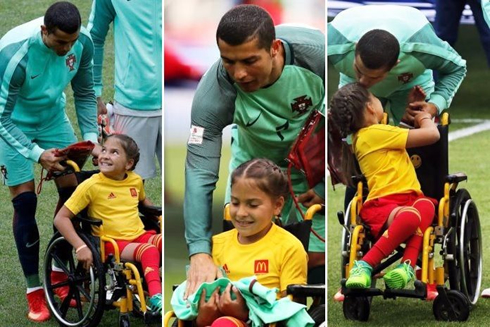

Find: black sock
12;192;40;288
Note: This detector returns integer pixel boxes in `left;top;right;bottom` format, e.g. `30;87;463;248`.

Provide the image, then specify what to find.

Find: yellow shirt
354;124;422;201
212;224;308;293
65;171;146;240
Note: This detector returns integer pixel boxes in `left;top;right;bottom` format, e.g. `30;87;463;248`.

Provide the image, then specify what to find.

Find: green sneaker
346;260;372;289
384;261;415;289
149;293;162;314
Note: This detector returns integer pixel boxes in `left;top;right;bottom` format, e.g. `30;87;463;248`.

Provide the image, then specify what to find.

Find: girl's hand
413;111;433;128
196;288;221;327
76;246;93;271
218;284;248;321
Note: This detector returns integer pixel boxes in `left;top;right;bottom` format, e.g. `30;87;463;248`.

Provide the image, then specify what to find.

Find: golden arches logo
254;260;269;274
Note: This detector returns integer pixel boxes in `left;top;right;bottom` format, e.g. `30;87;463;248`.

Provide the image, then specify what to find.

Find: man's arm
408;25;467;114
0;43;44;162
71;32;98;144
86;0;116;101
183;61;235;297
184;60;236;256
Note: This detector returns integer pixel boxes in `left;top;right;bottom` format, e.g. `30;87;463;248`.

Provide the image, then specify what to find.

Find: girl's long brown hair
329;83;371;186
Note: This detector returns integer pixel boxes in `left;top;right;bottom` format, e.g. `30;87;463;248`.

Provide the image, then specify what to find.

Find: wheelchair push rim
44;233;106;327
448;188;482;306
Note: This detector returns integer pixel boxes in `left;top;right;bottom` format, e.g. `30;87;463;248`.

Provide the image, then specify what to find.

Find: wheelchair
42;159;162;327
164;204;326;327
337;113;483;322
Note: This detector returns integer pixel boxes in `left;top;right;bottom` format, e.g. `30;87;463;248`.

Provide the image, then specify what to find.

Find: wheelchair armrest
445;173;467;184
286;284;325;297
351;174;366;185
138;204;162;217
74;215;103;226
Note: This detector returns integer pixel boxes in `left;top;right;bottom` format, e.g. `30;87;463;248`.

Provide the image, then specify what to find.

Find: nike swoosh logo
245;112;262;127
26;239;39;248
31;74;40;79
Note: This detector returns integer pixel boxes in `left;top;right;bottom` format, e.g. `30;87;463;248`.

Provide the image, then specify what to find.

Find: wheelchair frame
338;113;483;322
42;161;162;327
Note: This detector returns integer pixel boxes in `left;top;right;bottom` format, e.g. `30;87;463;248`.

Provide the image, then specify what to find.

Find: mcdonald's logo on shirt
254;260;269;274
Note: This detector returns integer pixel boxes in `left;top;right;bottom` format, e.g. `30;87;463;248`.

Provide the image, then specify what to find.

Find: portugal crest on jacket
291;95;312;116
66;54;76;71
397;72;413;84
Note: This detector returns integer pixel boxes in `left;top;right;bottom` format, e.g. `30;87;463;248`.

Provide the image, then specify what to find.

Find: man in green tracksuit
184;5;325;297
87;0;162;180
328;4;466;125
0;2;99;322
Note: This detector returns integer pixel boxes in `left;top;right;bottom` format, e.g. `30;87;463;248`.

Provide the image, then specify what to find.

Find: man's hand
97;97;107;116
196;288;221;327
297;188;324;207
39;149;66;172
401;102;438;125
185;253;223;300
92;143;102;158
218;284;248;321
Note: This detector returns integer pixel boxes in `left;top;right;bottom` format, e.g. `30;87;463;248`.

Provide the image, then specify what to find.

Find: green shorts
0;116;77;186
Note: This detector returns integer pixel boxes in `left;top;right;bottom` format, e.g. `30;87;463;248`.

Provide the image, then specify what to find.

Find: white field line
448;119;490;142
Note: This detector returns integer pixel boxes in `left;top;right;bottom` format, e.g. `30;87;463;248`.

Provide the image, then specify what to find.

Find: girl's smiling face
229;177;284;244
98;137;134;180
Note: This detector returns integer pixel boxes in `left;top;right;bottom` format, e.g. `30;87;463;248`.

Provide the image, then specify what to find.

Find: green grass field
0;1;161;326
326;21;490;326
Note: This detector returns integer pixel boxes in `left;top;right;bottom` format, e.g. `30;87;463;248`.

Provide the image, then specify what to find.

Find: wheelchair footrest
383;280;427;299
144;311;162;324
287;284;325;297
341;279;427;300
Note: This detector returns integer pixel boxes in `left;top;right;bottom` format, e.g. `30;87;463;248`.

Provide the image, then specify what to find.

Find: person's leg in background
468;0;490;67
112;102;162;181
434;0;466;47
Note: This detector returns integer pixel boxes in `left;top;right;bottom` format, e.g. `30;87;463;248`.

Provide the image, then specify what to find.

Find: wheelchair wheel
343;296;370;321
171;320;193;327
447;189;482;305
433;290;470;321
308;304;325;326
119;313;130;327
339;203;352;279
44;232;106;327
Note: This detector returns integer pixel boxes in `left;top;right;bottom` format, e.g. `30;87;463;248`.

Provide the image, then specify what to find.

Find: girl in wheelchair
330;83;440;290
53;134;162;313
185;158;309;326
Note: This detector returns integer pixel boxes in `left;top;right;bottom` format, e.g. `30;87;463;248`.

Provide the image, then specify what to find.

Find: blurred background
163;0;325;311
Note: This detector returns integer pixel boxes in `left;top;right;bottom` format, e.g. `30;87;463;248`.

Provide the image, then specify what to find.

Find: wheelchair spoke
51;252;70;275
59;294;71;317
75;282;93;303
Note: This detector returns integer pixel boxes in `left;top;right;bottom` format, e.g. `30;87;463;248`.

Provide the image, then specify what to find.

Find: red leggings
362;195;436;268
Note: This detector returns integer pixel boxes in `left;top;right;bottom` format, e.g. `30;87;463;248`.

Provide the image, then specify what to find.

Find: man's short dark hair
355;29;400;70
216;4;275;50
44;1;81;34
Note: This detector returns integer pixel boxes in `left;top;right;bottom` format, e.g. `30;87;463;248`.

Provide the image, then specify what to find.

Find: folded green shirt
171;276;315;327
